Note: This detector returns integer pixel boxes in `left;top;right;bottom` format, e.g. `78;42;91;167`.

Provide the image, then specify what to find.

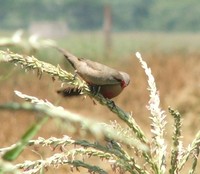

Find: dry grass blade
135;52;167;174
0;90;148;152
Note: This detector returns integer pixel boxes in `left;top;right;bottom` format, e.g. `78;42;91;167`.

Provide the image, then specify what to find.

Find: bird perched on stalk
55;47;130;99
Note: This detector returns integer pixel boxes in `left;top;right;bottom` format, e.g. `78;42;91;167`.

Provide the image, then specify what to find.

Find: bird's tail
50;45;79;69
57;87;82;97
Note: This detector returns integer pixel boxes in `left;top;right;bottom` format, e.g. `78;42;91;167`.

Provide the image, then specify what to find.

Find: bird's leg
89;85;116;109
89;85;101;96
88;85;101;105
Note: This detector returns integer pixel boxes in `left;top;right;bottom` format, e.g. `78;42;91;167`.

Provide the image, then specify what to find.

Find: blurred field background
0;0;200;173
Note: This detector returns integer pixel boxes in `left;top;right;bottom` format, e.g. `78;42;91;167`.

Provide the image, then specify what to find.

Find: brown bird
56;47;130;99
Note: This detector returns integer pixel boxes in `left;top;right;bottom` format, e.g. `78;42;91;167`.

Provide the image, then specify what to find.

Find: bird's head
119;72;130;88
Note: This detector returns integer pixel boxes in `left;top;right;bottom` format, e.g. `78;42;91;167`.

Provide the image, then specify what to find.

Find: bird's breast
99;84;123;99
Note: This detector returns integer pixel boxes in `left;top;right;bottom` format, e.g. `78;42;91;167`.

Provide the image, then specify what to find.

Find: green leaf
3;116;48;161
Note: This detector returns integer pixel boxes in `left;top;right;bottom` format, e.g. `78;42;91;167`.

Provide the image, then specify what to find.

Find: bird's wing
77;59;123;85
53;46;124;85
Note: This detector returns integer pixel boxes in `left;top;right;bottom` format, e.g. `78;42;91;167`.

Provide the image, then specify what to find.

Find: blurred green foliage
0;0;200;31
